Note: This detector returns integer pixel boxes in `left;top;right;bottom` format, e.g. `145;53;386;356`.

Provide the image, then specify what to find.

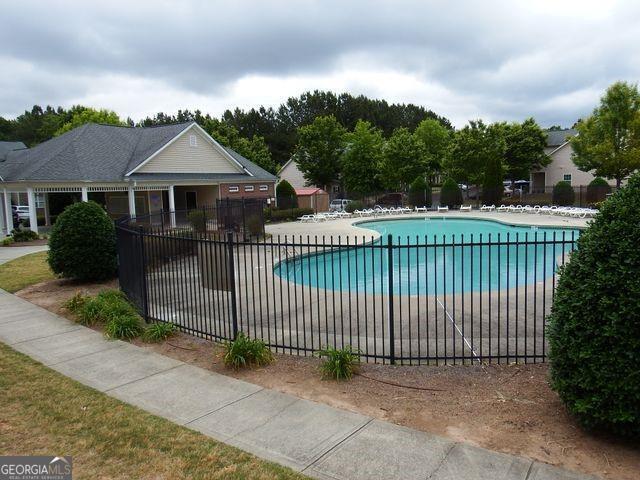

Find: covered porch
1;182;221;236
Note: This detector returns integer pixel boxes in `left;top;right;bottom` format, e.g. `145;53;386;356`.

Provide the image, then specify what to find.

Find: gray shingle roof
0;141;27;161
0;122;275;183
545;129;577;148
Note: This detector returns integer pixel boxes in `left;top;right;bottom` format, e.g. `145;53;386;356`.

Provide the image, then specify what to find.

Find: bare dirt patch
18;279;640;480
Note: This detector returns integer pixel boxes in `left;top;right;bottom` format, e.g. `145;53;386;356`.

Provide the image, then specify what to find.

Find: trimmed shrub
345;200;365;213
10;228;39;242
187;209;207;233
552;181;575;206
316;346;360;380
264;207;314;223
2;237;14;246
143;322;176;342
481;157;504;206
586;177;611;205
63;292;89;315
47;201;116;281
547;174;640;436
408;176;432;207
223;332;274;369
245;213;263;237
276;180;298;209
439;178;463;208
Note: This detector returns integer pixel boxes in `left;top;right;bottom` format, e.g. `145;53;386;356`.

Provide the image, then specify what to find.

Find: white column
43;193;51;226
27;187;38;234
3;188;12;234
128;186;136;218
168;185;176;228
81;186;88;202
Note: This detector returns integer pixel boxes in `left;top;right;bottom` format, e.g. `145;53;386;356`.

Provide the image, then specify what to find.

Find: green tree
293;115;346;190
379;127;425;190
446;120;506;197
340;120;383;196
482;153;504;205
503;118;549;180
202;118;276;173
439;178;463;208
571;81;640;187
55;107;124;135
413;118;452;173
275;179;297;209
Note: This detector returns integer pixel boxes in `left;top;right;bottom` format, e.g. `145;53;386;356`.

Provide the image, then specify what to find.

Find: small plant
552;181;575;206
10;228;39;242
345;200;365;213
143;322;176;342
104;314;144;340
222;333;273;369
187;209;207;233
76;289;138;326
63;291;89;314
2;237;14;246
315;346;360;380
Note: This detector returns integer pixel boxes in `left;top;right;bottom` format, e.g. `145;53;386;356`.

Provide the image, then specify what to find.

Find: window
244;185;254;192
228;185;239;193
332;185;340;193
189;134;197;147
259;185;269;191
563;174;572;185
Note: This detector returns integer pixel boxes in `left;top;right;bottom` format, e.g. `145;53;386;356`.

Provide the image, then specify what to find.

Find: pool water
274;218;580;295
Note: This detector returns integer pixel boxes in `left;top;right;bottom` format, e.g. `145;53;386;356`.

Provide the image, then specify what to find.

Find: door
185;191;197;210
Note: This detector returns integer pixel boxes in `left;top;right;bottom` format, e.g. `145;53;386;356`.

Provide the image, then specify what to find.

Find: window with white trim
228;185;239;193
563;174;572;184
244;185;254;192
189;134;197;147
259;185;269;191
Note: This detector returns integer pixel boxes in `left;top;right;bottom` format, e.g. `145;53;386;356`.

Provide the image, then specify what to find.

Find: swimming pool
274;218;580;295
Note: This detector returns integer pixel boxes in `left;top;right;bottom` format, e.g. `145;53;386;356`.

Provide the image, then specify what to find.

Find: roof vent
189;135;197;147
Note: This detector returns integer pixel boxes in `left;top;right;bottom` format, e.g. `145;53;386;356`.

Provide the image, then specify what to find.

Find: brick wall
220;182;274;199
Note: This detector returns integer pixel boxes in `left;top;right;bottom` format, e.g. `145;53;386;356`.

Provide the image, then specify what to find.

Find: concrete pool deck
265;210;589;242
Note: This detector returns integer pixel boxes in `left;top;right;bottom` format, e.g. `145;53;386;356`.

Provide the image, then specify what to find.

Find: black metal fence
116;217;579;365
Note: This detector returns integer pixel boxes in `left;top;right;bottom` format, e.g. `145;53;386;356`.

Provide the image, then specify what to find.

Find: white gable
135;126;243;174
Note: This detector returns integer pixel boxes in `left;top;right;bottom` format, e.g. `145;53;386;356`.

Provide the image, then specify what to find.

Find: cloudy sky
1;0;639;127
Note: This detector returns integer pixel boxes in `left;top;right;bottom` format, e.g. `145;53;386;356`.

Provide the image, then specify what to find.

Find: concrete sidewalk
0;245;48;265
0;290;595;480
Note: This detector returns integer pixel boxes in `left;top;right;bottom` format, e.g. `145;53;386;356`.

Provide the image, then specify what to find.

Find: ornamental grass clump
547;174;640;437
143;322;176;343
222;333;274;369
316;346;360;380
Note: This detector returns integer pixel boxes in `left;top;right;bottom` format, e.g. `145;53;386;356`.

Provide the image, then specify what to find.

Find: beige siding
536;143;616;186
136;127;242;174
173;185;218;209
278;160;308;188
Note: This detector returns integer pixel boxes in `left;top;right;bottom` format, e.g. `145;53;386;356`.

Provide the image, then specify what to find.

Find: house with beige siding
277;158;341;197
0;122;276;236
530;128;616;191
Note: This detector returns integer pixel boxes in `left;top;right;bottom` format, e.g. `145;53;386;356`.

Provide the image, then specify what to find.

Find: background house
530;128;616;191
0;122;276;236
278;158;341;197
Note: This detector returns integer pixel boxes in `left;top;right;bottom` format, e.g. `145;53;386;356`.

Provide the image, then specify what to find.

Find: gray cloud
1;0;639;127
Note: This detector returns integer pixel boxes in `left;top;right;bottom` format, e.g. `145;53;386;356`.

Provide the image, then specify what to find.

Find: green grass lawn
0;343;306;479
0;251;54;292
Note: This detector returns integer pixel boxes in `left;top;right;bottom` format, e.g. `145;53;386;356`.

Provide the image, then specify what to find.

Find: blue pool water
274;218;580;295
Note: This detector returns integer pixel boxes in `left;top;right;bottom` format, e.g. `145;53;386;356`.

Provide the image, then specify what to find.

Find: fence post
138;226;149;323
227;231;239;339
387;233;395;364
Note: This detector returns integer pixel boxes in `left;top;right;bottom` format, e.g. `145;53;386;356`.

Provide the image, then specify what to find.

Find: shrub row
264;207;314;222
64;289;175;342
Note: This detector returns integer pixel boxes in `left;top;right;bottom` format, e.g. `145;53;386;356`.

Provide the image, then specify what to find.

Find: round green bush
276;179;298;209
552;181;575;206
48;201;117;281
547;174;640;437
481;157;504;206
439;178;463;208
408;176;432;207
586;177;612;205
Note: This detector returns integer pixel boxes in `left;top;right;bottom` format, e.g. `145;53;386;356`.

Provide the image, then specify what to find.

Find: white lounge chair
460;205;472;212
414;206;428;213
480;204;495;211
496;205;509;212
298;214;315;223
437;206;449;212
